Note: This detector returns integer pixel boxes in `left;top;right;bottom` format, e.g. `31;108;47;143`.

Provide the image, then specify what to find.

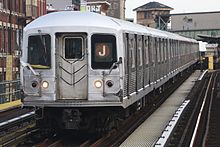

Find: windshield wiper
20;60;40;76
108;57;122;75
38;30;48;63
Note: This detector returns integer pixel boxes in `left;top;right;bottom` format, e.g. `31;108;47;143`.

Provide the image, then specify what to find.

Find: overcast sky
126;0;220;18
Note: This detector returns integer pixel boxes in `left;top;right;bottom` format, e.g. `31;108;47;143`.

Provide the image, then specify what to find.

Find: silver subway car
20;11;199;131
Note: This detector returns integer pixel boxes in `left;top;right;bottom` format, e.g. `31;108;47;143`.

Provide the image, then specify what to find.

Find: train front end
20;32;55;105
20;12;124;131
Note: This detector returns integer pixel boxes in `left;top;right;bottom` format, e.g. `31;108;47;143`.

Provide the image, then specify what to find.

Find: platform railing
0;80;21;104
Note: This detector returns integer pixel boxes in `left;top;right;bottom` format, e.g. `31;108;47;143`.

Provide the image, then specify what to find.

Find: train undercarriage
34;66;196;135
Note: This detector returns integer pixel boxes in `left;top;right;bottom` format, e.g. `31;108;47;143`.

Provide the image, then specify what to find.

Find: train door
167;39;170;75
162;39;166;77
160;38;163;79
165;39;168;76
149;37;156;84
128;34;136;95
143;36;149;87
123;33;129;97
136;35;143;91
155;38;160;81
170;40;174;72
56;33;88;100
177;40;180;69
169;40;173;73
175;40;178;70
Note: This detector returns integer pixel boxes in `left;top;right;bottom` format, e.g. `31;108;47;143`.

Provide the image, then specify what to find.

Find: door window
64;37;83;59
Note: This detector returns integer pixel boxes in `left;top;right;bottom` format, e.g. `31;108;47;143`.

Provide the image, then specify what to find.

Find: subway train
20;11;199;132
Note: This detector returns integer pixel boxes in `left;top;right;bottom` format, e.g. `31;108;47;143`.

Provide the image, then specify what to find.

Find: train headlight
42;81;49;89
94;80;102;88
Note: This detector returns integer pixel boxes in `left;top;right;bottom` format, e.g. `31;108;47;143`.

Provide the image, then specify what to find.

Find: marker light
94;80;102;88
42;81;49;89
31;81;38;88
106;80;114;88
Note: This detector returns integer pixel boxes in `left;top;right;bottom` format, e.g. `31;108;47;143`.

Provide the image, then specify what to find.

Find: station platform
0;100;22;112
120;70;202;147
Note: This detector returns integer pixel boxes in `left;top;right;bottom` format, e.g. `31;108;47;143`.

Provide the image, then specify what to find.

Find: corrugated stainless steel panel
144;67;149;86
156;63;161;81
137;68;143;90
129;71;136;94
123;74;128;96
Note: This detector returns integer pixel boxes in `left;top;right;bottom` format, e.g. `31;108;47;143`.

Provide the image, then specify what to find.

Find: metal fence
0;80;21;104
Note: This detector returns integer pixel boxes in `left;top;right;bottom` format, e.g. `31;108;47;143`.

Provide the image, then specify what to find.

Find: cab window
28;34;51;69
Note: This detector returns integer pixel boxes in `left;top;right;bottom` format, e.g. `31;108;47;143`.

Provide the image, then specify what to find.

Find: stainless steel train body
20;11;199;130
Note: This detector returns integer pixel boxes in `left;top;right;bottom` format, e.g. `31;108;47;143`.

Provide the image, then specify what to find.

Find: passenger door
57;33;88;100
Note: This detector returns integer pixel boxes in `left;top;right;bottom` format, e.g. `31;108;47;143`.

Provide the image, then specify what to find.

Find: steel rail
189;72;215;147
0;111;35;127
202;72;218;146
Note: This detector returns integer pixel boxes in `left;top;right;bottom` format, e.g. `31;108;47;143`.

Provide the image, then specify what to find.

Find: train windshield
28;34;51;69
91;34;117;69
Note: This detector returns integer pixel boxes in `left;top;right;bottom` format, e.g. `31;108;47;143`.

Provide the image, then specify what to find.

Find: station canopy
198;34;220;44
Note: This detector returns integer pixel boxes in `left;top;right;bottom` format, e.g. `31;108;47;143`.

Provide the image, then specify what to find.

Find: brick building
26;0;47;20
134;2;173;28
0;0;26;82
0;0;46;82
0;0;46;104
85;0;125;19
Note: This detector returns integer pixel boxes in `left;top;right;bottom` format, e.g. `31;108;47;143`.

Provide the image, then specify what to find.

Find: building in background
170;11;220;40
26;0;47;21
46;0;125;19
47;0;80;12
0;0;46;105
81;0;125;19
47;0;71;10
106;0;125;19
82;0;110;16
0;0;26;83
133;2;173;29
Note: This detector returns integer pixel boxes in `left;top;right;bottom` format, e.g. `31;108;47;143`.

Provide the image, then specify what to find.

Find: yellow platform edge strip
0;100;21;111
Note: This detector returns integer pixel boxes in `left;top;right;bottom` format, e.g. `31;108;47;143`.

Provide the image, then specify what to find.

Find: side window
138;36;143;66
171;40;173;58
123;33;128;74
131;38;135;68
177;41;179;56
167;39;170;59
151;37;155;62
174;40;176;57
175;41;178;57
128;34;135;69
164;39;167;60
64;37;83;59
144;36;149;64
157;38;160;62
161;38;164;62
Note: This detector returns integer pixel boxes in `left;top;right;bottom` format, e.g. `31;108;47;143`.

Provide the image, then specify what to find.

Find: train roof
25;11;197;43
25;11;121;31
